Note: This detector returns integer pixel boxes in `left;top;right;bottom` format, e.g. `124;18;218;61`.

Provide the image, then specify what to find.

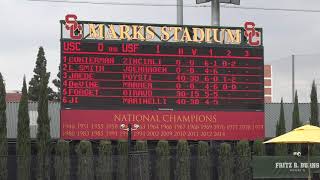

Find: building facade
264;65;272;103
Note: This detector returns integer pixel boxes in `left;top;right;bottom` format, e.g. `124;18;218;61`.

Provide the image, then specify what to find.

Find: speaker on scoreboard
196;0;240;5
220;0;240;5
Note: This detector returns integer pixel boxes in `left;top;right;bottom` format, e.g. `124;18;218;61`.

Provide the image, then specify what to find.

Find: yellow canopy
263;124;320;180
264;124;320;144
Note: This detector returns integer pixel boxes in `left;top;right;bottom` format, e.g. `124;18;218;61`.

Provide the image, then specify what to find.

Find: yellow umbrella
264;124;320;180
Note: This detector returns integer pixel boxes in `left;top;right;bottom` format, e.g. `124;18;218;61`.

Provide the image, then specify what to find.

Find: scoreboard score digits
60;17;265;140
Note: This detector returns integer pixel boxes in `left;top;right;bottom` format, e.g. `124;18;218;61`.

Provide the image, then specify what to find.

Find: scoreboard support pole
177;0;183;25
211;0;220;151
211;0;220;26
177;0;184;39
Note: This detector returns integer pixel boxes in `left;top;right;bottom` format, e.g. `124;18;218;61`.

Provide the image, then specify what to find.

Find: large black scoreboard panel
61;40;264;111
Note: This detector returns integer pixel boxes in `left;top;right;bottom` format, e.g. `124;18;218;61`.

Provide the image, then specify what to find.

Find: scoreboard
60;18;264;140
62;41;264;110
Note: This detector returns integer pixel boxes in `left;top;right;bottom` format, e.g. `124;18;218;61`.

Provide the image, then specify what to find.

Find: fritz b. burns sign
253;156;320;178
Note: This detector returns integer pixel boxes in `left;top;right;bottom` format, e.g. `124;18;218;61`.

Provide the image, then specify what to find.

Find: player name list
61;40;264;111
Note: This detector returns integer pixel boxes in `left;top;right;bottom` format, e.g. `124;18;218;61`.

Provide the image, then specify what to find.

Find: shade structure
264;124;320;180
264;124;320;144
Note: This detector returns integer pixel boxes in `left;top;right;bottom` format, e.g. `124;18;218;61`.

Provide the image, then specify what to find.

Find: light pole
120;123;140;180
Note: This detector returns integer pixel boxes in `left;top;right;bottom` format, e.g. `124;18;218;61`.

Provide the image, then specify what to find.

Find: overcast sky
1;0;320;102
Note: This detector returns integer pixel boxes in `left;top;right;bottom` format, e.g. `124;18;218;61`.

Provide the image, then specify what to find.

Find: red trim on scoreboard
61;110;264;140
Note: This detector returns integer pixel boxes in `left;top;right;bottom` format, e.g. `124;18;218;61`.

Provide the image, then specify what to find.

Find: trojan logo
244;22;261;46
65;14;83;40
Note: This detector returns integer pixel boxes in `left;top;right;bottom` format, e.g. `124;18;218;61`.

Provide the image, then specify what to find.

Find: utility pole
292;54;295;103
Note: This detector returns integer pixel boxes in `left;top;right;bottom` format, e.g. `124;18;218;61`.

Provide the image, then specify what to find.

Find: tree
36;74;51;180
55;140;69;180
275;121;279;138
310;80;320;155
175;140;190;180
133;141;149;180
275;98;288;155
235;141;251;180
17;77;31;180
252;140;265;156
277;98;286;136
52;65;60;101
96;140;113;180
155;141;170;180
310;80;319;126
196;141;210;180
218;143;233;180
292;91;301;152
28;47;55;101
76;140;94;180
292;91;301;129
275;144;288;156
0;73;7;180
311;143;320;156
117;140;128;180
210;141;219;180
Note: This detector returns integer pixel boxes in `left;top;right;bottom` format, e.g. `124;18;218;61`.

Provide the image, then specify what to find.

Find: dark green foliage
17;77;31;180
275;144;288;156
155;141;170;180
196;141;210;180
134;140;148;151
36;74;51;180
96;140;113;180
311;144;320;156
277;98;286;136
52;65;60;101
310;81;320;155
0;73;7;180
310;80;319;126
275;98;288;155
76;141;94;180
55;140;69;180
218;143;233;180
235;141;251;180
252;140;265;156
292;91;301;129
117;140;128;180
292;91;301;152
275;121;279;138
28;47;54;101
175;140;190;180
133;141;149;180
291;144;301;154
